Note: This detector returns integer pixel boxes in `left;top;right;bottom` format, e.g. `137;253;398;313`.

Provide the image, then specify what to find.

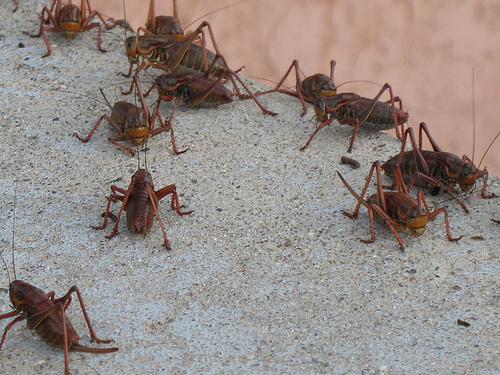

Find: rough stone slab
0;1;498;374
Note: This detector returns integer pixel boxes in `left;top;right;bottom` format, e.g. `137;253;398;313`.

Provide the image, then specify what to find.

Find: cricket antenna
184;0;250;30
136;144;141;170
123;0;129;38
11;182;17;281
0;250;10;285
471;68;476;163
144;139;149;171
477;130;500;170
1;182;17;284
472;68;500;170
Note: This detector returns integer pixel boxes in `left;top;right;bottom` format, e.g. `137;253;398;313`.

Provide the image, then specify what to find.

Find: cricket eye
407;208;417;220
461;164;473;178
14;290;25;301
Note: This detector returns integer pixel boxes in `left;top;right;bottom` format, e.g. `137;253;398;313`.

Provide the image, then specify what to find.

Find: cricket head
9;280;49;312
125;107;150;146
60;4;82;39
404;206;428;237
456;162;484;194
302;74;337;101
125;36;139;62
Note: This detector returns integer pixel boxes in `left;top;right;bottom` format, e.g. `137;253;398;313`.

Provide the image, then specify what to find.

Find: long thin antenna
0;183;16;284
0;245;10;284
471;68;500;169
136;144;141;170
57;89;110;109
336;80;382;90
471;68;476;163
184;0;250;30
0;246;10;286
477;130;500;169
11;182;17;281
1;183;17;284
99;88;114;111
143;138;149;171
123;0;129;37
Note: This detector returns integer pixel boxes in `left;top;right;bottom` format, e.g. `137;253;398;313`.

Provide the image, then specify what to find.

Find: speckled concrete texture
0;1;499;374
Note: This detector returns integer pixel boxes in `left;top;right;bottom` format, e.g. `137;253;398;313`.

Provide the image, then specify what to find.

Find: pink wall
94;0;500;176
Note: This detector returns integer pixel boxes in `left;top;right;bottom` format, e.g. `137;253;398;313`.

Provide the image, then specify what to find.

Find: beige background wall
94;0;500;176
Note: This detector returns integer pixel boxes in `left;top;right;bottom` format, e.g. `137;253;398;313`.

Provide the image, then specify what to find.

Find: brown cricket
92;162;193;250
0;191;118;375
253;59;338;116
143;0;186;39
338;161;461;250
303;81;408;153
143;0;249;40
153;56;277;129
382;123;496;213
251;59;408;152
30;0;130;57
74;76;186;155
123;0;236;78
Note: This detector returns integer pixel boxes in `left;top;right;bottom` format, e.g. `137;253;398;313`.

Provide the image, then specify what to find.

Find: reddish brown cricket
152;56;276;127
92;165;193;250
73;76;186;156
302;81;408;153
12;0;19;12
122;0;225;83
338;161;461;250
155;71;233;107
253;59;338;116
0;191;118;375
123;0;238;78
382;123;496;213
143;0;248;39
30;0;130;57
123;24;220;79
0;283;119;375
155;70;233;129
142;0;185;39
252;59;408;152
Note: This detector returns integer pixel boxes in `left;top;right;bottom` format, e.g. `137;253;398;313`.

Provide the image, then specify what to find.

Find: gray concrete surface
0;1;499;374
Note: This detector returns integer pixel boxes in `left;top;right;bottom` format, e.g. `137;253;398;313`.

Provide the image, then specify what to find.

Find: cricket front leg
427;207;462;242
300;118;333;151
0;314;23;351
